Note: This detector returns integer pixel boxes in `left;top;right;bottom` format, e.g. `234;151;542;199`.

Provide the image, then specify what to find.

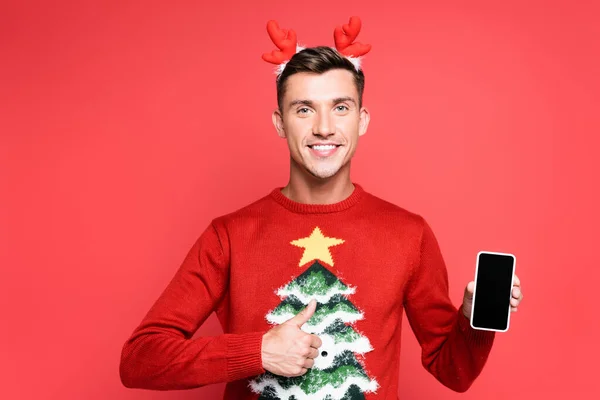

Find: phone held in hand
470;251;516;332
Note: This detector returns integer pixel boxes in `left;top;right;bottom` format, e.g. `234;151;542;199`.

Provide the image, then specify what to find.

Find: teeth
312;145;336;150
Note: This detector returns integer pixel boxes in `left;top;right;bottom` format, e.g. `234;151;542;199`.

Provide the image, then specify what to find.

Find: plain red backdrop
1;0;599;399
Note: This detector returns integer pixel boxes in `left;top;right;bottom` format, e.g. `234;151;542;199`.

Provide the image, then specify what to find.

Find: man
120;18;523;399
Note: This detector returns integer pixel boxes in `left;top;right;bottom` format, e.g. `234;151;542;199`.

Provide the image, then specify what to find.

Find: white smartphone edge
470;250;516;332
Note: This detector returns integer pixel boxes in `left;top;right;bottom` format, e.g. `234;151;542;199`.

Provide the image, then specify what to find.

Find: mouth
307;144;342;157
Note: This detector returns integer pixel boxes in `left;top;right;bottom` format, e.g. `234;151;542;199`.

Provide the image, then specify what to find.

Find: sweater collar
270;182;365;214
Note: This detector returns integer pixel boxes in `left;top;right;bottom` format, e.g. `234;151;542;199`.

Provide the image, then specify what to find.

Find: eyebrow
288;96;357;108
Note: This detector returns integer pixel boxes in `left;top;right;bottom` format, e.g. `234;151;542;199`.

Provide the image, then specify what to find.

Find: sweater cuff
226;331;267;382
456;305;495;346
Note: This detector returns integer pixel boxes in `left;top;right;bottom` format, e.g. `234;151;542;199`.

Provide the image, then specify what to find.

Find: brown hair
276;46;365;112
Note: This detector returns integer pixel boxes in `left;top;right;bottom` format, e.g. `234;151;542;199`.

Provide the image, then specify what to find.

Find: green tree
250;261;379;400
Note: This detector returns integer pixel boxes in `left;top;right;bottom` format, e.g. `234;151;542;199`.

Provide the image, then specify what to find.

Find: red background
1;0;599;399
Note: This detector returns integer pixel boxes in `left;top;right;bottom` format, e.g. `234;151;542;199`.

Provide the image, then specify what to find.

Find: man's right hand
261;299;322;377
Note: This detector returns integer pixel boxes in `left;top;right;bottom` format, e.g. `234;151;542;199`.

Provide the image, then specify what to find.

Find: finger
466;281;475;295
300;334;315;347
308;347;319;359
511;297;520;307
309;334;322;349
288;299;317;327
512;286;522;299
513;274;520;287
463;282;474;302
511;306;518;312
294;367;308;377
303;357;315;369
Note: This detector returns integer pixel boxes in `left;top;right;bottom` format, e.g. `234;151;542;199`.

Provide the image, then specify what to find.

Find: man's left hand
462;274;523;320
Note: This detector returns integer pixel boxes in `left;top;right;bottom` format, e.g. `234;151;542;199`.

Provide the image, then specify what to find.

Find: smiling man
273;58;369;196
119;18;523;400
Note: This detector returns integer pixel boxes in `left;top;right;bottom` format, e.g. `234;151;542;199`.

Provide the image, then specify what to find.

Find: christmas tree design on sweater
249;227;379;400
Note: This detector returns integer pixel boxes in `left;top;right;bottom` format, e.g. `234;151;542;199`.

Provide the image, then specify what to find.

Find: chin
308;165;343;179
294;151;347;179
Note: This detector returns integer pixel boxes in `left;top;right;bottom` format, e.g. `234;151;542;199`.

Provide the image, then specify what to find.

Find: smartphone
470;251;516;332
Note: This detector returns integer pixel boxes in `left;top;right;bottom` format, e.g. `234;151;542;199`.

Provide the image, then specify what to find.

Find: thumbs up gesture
261;299;323;377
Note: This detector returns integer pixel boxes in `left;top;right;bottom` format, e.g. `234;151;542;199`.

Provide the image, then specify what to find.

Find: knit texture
119;183;495;398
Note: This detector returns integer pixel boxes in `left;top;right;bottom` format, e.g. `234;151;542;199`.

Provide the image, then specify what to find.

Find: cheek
338;117;360;135
285;121;310;145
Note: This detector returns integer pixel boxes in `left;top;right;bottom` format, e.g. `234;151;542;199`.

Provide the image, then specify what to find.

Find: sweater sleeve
403;217;495;393
119;220;267;390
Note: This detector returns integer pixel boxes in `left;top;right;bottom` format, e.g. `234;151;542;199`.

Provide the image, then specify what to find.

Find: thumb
288;299;317;327
464;281;475;300
462;281;475;320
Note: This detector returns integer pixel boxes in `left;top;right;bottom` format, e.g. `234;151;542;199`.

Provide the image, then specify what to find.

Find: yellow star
290;227;345;267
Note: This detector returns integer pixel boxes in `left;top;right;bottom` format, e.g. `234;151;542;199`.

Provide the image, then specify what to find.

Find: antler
333;16;371;57
262;20;297;64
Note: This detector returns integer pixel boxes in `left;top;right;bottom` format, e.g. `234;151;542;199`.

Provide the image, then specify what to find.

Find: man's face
273;69;370;180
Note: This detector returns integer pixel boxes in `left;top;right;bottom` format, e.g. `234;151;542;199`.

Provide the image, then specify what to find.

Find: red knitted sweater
120;183;495;399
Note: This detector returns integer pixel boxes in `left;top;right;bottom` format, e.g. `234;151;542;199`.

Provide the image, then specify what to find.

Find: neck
282;160;354;204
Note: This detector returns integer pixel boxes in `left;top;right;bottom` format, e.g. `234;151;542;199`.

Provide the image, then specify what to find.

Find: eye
297;107;310;114
335;105;349;112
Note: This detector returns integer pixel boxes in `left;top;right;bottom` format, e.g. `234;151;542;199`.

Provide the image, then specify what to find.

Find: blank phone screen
472;252;515;331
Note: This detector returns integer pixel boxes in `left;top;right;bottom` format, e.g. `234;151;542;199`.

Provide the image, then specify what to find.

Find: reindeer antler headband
262;16;372;76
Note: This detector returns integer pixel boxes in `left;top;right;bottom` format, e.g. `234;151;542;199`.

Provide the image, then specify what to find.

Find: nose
313;112;335;137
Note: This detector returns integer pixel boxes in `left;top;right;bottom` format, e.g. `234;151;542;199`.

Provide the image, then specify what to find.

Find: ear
358;106;370;136
272;109;286;138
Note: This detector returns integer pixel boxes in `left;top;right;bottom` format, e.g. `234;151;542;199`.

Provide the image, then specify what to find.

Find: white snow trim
267;311;364;334
276;63;287;75
312;334;373;370
346;56;362;71
277;285;355;304
249;375;379;400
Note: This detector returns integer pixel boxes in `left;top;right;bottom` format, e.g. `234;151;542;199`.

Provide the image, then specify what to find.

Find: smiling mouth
307;144;342;157
307;144;342;149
